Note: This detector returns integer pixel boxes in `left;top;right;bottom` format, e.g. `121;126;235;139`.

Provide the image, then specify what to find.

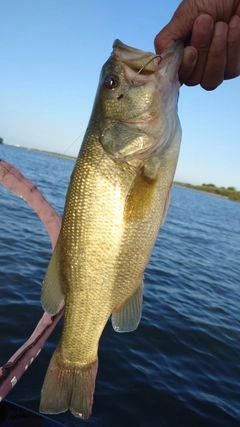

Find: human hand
154;0;240;90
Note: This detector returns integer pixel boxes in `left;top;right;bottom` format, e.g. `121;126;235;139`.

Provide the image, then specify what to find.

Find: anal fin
111;281;143;333
41;247;64;315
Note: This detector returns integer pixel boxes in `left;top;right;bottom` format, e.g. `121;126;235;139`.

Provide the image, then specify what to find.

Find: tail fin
39;351;98;419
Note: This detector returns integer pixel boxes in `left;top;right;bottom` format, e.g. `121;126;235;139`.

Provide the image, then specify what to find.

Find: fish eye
104;74;118;90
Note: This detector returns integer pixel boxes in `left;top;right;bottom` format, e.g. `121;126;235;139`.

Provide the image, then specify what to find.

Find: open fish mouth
113;39;183;86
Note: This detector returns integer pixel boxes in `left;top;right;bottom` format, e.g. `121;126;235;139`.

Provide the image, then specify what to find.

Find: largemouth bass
40;39;183;419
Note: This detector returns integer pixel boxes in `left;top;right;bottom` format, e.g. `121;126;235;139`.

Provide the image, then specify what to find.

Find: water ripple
0;146;239;426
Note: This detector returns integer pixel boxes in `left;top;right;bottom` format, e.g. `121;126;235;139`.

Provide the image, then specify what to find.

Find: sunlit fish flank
39;39;183;419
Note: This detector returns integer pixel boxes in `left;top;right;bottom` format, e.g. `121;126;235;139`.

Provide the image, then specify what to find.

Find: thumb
154;19;194;54
154;3;197;54
154;25;181;54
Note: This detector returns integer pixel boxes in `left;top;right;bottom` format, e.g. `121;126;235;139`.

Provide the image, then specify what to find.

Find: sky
1;0;240;189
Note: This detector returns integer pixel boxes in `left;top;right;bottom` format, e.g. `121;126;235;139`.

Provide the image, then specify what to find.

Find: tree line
174;182;240;202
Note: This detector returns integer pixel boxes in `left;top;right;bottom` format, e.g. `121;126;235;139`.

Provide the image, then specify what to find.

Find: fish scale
39;38;183;419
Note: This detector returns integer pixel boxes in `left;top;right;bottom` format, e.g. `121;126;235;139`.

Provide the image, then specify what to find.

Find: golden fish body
40;39;183;419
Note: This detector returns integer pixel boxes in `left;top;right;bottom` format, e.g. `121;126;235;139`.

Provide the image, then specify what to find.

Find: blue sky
1;0;239;189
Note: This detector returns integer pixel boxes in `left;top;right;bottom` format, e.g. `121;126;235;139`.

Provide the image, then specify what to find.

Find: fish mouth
113;39;161;76
112;39;184;85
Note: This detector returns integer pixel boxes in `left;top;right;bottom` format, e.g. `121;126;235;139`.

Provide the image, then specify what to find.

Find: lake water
0;144;240;427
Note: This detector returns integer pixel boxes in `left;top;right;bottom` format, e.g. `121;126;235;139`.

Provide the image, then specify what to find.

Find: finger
154;2;196;54
201;22;228;90
225;15;240;79
185;14;215;86
178;46;198;84
154;28;177;55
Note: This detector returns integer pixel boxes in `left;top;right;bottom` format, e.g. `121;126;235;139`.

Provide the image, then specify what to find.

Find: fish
39;39;183;419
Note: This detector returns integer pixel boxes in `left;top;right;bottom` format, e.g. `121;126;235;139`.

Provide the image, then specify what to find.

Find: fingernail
197;14;214;34
214;22;227;37
229;15;240;29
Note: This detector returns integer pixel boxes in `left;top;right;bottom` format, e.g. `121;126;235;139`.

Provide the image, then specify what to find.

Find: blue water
0;144;240;427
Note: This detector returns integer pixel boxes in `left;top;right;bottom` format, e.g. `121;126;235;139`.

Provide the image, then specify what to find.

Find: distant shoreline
4;143;76;161
3;144;239;202
173;182;240;203
173;183;227;199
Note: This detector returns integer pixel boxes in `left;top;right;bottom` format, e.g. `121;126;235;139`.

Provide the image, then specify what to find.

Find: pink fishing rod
0;159;64;401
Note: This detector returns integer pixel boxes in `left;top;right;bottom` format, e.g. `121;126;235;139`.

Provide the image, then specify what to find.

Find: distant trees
174;181;240;202
0;137;3;144
202;184;236;191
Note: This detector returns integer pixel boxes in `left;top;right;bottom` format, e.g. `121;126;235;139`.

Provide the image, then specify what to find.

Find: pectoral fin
124;165;158;222
41;248;65;315
111;281;143;333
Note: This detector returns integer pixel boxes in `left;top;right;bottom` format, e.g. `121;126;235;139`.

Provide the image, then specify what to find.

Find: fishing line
56;133;84;160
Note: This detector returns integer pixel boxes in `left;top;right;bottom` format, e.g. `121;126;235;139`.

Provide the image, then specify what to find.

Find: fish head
94;39;183;163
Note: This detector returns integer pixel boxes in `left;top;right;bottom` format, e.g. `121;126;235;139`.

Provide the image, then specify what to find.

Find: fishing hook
130;54;162;86
117;54;162;100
